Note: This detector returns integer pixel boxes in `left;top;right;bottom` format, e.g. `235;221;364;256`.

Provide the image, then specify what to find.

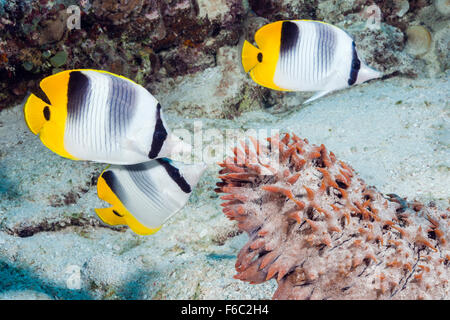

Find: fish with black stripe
96;159;207;235
242;20;382;104
24;69;190;164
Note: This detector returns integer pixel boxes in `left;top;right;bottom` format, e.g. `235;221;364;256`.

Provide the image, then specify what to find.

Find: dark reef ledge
0;0;448;114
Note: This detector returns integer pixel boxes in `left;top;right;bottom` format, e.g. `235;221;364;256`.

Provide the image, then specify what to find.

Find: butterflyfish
24;69;190;164
95;158;207;235
242;20;382;103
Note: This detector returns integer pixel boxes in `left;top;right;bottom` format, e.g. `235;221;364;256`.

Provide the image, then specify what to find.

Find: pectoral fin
303;90;333;104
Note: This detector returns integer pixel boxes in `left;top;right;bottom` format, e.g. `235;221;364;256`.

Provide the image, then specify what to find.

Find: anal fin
125;214;162;236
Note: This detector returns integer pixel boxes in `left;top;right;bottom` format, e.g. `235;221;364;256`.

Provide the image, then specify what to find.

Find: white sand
0;72;448;299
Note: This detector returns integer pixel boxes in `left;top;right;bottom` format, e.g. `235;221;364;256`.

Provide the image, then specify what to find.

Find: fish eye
43;106;50;121
112;210;123;217
257;52;263;63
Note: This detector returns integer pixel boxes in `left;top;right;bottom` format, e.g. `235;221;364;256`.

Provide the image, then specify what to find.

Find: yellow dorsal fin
254;20;283;51
39;70;71;106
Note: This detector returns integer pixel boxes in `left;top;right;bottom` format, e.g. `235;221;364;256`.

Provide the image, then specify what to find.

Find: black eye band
32;85;51;105
43;106;50;121
257;52;263;63
112;210;123;217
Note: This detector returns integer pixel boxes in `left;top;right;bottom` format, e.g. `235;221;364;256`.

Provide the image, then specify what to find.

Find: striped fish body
275;20;353;91
24;69;189;164
95;159;207;235
242;20;381;103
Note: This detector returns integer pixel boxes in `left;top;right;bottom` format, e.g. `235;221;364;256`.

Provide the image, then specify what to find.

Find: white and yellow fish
95;158;206;235
24;69;190;164
242;20;382;103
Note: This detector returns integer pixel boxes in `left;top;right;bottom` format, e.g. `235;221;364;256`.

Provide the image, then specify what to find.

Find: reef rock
149;45;263;119
0;0;448;113
348;23;416;77
216;133;449;299
248;0;318;20
92;0;145;25
0;0;245;109
434;27;450;71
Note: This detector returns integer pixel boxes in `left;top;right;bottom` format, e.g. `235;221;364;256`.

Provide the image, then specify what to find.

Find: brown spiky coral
216;133;449;300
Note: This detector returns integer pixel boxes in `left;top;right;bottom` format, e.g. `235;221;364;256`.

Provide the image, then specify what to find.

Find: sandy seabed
0;72;448;299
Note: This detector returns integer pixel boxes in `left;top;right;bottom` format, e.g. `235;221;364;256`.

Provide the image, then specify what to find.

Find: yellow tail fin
242;40;262;73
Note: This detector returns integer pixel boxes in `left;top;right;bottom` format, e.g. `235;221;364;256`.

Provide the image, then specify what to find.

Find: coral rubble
405;25;432;56
216;133;449;299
